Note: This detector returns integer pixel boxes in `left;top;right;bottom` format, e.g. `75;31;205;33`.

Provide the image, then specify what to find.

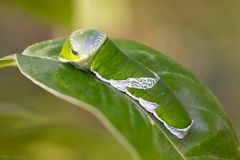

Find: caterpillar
58;29;193;139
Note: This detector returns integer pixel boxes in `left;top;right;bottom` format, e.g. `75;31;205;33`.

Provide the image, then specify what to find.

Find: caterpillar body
58;29;193;139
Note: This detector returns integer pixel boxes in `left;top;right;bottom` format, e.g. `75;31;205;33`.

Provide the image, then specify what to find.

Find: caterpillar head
58;29;108;70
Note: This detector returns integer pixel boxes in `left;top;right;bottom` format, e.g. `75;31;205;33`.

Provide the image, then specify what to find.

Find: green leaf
0;54;16;69
2;39;240;159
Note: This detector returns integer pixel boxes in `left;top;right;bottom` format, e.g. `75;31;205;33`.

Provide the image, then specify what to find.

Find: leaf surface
1;38;239;159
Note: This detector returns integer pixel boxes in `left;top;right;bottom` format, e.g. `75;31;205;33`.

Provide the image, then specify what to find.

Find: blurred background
0;0;239;159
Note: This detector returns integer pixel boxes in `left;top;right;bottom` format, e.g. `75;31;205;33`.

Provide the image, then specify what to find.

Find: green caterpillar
58;29;193;139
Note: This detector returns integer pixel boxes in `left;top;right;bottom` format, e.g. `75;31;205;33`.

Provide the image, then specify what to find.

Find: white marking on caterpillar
153;111;193;139
109;75;159;91
91;69;193;139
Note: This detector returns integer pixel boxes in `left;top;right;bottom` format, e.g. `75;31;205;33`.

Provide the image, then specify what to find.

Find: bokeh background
0;0;239;159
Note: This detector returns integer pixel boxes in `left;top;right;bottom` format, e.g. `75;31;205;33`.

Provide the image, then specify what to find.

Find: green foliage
0;103;131;160
0;39;239;159
2;0;73;26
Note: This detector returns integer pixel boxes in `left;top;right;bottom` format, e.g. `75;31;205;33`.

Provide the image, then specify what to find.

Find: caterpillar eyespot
71;49;79;56
58;28;193;139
